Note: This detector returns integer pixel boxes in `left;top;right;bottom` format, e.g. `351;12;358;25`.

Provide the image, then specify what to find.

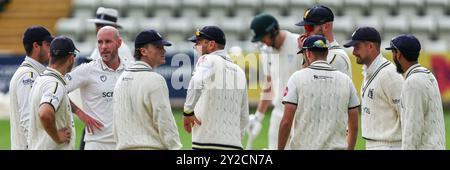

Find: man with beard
386;34;446;150
28;36;78;150
65;26;131;149
344;27;404;150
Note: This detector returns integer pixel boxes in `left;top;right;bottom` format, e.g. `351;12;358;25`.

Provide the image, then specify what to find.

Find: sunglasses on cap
196;29;215;41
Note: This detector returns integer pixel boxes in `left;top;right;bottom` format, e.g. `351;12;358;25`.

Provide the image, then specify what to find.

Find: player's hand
183;115;201;133
56;127;71;144
247;112;264;137
76;109;103;135
297;33;310;49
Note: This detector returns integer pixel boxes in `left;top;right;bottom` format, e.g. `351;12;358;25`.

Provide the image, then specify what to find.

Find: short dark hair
23;41;43;56
133;44;148;61
310;49;328;58
49;52;71;65
401;51;419;62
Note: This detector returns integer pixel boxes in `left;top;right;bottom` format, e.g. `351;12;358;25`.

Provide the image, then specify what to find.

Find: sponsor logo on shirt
392;99;400;104
65;74;72;81
363;107;370;115
313;75;333;80
368;88;374;99
102;92;113;98
22;78;34;85
102;91;114;102
100;75;107;82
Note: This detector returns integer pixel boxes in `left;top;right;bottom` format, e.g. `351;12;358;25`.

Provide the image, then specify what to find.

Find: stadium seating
53;0;450;55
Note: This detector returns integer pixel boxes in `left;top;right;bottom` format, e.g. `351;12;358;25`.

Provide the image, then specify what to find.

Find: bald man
65;26;132;149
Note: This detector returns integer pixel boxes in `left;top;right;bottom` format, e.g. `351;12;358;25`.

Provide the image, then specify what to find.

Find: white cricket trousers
268;107;283;150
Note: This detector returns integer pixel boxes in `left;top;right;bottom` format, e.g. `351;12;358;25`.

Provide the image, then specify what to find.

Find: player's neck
104;56;121;70
274;31;285;50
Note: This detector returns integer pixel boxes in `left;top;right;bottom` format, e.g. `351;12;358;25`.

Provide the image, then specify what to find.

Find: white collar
24;56;46;73
362;53;386;78
403;63;421;78
99;57;126;72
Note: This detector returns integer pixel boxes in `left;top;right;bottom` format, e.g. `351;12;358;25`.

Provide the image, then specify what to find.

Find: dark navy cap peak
135;29;172;48
385;34;421;56
344;27;381;48
295;5;334;26
50;36;79;58
188;26;226;45
298;35;329;54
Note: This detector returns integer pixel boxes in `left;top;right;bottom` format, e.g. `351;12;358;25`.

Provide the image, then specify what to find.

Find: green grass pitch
1;110;450;150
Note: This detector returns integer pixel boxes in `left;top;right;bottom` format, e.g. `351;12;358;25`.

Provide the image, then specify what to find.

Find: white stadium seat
119;17;140;42
234;0;261;19
55;17;85;42
288;0;314;18
262;0;288;19
333;15;355;41
355;16;382;34
127;0;153;18
397;0;424;16
181;0;207;19
422;39;448;53
437;16;450;45
153;0;179;19
369;0;395;18
278;15;300;34
383;15;410;41
139;17;167;35
72;0;99;19
343;0;369;17
315;0;343;16
207;0;233;19
425;0;449;17
410;16;437;43
99;0;127;17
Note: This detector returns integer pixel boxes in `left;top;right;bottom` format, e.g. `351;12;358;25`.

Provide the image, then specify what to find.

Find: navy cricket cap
23;26;54;44
298;35;329;54
134;29;172;48
343;27;381;48
50;36;79;58
188;26;226;45
295;5;334;26
385;34;421;56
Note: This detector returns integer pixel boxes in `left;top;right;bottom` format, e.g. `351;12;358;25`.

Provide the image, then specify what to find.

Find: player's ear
117;37;122;48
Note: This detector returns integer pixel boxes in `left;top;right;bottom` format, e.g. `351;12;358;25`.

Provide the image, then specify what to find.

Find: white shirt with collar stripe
360;54;404;147
328;40;352;78
9;56;46;150
28;67;75;150
400;64;446;149
65;58;132;143
113;61;182;150
282;60;360;149
260;30;304;112
184;50;249;150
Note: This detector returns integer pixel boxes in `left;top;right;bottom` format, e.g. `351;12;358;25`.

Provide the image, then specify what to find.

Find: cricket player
9;26;96;150
386;34;446;150
279;35;359;150
296;5;352;78
27;36;78;150
65;26;131;150
248;13;303;149
113;29;182;150
183;26;249;150
344;27;404;150
9;26;53;150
